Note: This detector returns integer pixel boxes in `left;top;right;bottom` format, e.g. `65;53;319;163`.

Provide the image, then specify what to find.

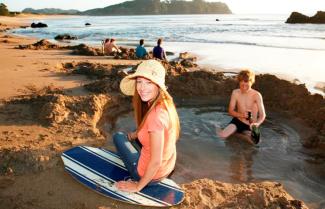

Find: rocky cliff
286;11;325;24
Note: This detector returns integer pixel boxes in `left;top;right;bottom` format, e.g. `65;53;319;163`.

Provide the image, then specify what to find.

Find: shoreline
1;15;323;209
4;14;324;96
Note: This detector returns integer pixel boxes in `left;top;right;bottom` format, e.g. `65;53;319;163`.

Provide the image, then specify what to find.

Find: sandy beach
1;15;324;209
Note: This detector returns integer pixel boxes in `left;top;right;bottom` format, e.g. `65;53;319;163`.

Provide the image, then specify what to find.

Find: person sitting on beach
105;38;121;55
153;38;167;61
135;39;148;59
103;38;110;55
217;69;266;144
113;60;180;192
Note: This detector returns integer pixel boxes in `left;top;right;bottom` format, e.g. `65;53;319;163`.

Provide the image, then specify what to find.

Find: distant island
286;11;325;24
22;8;79;15
21;0;232;16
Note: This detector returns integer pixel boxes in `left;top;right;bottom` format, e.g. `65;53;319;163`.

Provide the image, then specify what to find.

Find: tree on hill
0;3;10;16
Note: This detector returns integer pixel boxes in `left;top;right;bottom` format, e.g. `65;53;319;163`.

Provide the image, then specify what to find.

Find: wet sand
1;15;322;209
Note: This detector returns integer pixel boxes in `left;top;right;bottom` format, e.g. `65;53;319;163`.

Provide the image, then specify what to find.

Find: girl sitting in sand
113;60;180;192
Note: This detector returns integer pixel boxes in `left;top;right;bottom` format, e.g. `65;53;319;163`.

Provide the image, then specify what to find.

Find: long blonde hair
133;88;180;140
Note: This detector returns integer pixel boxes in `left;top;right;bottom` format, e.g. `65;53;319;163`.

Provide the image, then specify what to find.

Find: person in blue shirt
135;39;148;59
153;38;167;61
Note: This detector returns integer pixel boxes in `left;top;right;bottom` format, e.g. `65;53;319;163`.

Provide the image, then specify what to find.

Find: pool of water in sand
101;106;325;208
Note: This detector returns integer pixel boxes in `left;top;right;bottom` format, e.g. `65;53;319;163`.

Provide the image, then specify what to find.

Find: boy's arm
253;92;266;127
228;90;245;119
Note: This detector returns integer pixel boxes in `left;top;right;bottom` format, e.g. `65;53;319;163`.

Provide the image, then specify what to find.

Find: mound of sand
16;39;60;50
179;179;307;209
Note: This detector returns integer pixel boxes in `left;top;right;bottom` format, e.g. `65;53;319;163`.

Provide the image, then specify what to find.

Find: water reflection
225;138;258;182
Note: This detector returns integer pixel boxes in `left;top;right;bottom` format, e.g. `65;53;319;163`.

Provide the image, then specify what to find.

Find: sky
1;0;325;15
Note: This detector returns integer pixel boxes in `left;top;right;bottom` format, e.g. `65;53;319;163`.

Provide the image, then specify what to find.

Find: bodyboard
61;146;185;207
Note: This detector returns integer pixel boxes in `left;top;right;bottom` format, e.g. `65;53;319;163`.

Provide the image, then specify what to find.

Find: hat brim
120;74;167;96
120;75;136;96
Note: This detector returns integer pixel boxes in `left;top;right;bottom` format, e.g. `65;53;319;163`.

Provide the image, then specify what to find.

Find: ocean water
12;14;325;94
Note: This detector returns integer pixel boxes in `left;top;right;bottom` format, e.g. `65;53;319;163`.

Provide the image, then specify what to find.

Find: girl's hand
115;180;140;193
127;132;137;141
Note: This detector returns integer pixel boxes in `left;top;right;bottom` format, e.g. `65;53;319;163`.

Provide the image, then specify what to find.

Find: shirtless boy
218;69;266;144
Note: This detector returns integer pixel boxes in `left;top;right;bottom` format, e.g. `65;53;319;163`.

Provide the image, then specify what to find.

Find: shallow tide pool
102;106;325;208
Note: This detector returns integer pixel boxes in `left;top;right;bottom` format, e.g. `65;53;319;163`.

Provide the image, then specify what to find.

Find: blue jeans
112;132;161;185
113;132;141;181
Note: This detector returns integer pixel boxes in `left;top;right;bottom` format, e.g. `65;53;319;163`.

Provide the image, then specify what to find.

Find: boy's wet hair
157;38;162;45
140;39;144;45
237;69;255;84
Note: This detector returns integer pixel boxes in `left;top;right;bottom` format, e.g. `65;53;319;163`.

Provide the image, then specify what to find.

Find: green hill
22;8;80;15
82;0;232;15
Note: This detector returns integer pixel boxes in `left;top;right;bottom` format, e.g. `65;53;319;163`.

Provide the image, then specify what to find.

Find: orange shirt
137;104;176;180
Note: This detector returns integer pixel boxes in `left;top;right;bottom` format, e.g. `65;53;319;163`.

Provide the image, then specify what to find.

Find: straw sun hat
120;60;167;96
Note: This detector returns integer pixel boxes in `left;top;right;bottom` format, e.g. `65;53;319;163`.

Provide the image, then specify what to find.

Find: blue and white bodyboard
61;146;185;207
